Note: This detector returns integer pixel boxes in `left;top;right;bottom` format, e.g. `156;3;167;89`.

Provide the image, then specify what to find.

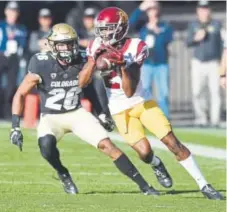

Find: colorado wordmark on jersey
50;80;78;88
87;37;150;115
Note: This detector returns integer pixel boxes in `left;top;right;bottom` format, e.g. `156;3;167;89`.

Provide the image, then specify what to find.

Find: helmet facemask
95;20;129;45
49;39;79;64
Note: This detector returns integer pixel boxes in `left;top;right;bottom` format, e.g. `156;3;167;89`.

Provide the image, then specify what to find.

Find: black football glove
98;114;115;132
10;128;23;152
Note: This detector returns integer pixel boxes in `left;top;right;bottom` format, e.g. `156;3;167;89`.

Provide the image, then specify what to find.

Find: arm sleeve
164;24;173;44
129;8;147;32
217;21;223;57
186;22;196;47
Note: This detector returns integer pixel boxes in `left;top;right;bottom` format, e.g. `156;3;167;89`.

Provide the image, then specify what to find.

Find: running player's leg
140;100;224;200
70;108;159;195
113;108;172;188
37;114;78;194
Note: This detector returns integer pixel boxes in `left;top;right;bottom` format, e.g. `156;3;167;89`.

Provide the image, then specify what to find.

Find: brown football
96;52;112;71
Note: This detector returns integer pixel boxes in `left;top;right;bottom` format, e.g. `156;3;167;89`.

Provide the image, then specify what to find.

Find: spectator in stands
28;8;52;55
66;2;106;34
77;8;97;48
0;1;27;119
219;42;226;89
187;0;222;127
219;26;226;89
129;0;173;118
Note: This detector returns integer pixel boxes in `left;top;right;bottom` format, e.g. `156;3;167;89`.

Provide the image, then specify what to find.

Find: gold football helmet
48;23;79;63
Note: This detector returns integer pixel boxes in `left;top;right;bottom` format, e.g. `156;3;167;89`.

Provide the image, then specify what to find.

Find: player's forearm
11;73;39;123
12;92;25;117
79;59;96;88
11;91;26;128
121;67;135;98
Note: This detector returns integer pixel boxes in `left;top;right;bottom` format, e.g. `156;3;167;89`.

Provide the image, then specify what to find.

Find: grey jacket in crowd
187;19;222;62
28;29;50;55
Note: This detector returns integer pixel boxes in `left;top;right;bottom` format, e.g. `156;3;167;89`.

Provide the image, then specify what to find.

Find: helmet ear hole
116;26;122;33
48;40;56;54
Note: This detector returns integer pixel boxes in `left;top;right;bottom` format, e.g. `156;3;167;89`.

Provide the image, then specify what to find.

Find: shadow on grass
166;189;226;195
83;189;226;197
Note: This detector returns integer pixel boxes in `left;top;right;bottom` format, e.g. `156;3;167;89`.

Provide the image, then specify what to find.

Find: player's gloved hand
93;44;108;60
98;114;115;132
10;128;23;152
105;45;126;66
10;114;23;152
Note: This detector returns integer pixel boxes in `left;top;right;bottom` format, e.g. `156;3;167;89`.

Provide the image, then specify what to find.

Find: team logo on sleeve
51;73;57;79
63;73;68;79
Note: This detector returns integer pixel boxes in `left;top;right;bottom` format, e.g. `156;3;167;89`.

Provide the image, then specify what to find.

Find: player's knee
135;147;152;163
38;134;57;159
98;138;115;153
98;138;122;158
132;139;152;163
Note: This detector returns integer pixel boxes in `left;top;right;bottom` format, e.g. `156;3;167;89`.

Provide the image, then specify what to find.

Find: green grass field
0;127;226;212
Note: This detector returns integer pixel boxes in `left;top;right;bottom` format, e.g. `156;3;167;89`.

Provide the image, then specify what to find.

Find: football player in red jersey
79;7;224;200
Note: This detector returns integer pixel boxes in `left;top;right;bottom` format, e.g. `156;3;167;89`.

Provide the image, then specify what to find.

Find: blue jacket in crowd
129;8;173;65
0;20;27;53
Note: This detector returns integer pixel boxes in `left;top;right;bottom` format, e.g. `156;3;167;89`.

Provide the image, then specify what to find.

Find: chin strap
64;56;72;64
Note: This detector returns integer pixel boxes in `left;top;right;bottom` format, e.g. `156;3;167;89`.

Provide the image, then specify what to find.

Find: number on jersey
45;87;80;110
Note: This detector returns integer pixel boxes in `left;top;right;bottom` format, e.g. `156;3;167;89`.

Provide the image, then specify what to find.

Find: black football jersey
27;51;87;114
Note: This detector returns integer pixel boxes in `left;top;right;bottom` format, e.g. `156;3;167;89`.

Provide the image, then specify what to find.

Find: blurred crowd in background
0;0;226;128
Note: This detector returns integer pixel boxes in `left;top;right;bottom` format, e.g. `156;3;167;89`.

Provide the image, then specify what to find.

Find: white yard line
1;122;226;160
175;128;226;137
109;132;226;161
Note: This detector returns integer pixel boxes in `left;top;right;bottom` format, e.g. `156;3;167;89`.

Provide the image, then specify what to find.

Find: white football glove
10;128;23;152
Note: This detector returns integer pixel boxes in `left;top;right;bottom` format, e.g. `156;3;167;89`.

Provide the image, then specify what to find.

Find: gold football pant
113;100;171;145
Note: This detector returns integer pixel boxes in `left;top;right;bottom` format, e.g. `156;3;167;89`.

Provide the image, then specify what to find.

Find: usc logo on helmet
118;10;128;23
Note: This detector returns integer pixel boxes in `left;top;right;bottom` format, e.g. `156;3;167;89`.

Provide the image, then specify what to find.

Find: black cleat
58;173;78;194
141;185;160;196
152;158;173;188
201;184;224;200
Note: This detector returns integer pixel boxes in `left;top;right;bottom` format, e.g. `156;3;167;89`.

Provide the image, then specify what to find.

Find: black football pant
83;72;110;117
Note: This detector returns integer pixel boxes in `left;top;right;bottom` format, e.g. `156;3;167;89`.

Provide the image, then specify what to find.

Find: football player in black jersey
10;23;160;196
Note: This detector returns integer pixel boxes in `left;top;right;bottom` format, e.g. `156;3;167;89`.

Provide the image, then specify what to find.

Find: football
96;52;113;71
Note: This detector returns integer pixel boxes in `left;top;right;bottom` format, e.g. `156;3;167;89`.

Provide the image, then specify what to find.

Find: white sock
150;155;161;167
179;154;208;189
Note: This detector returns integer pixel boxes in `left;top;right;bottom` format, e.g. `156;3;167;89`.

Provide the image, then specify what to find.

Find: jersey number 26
45;87;80;111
